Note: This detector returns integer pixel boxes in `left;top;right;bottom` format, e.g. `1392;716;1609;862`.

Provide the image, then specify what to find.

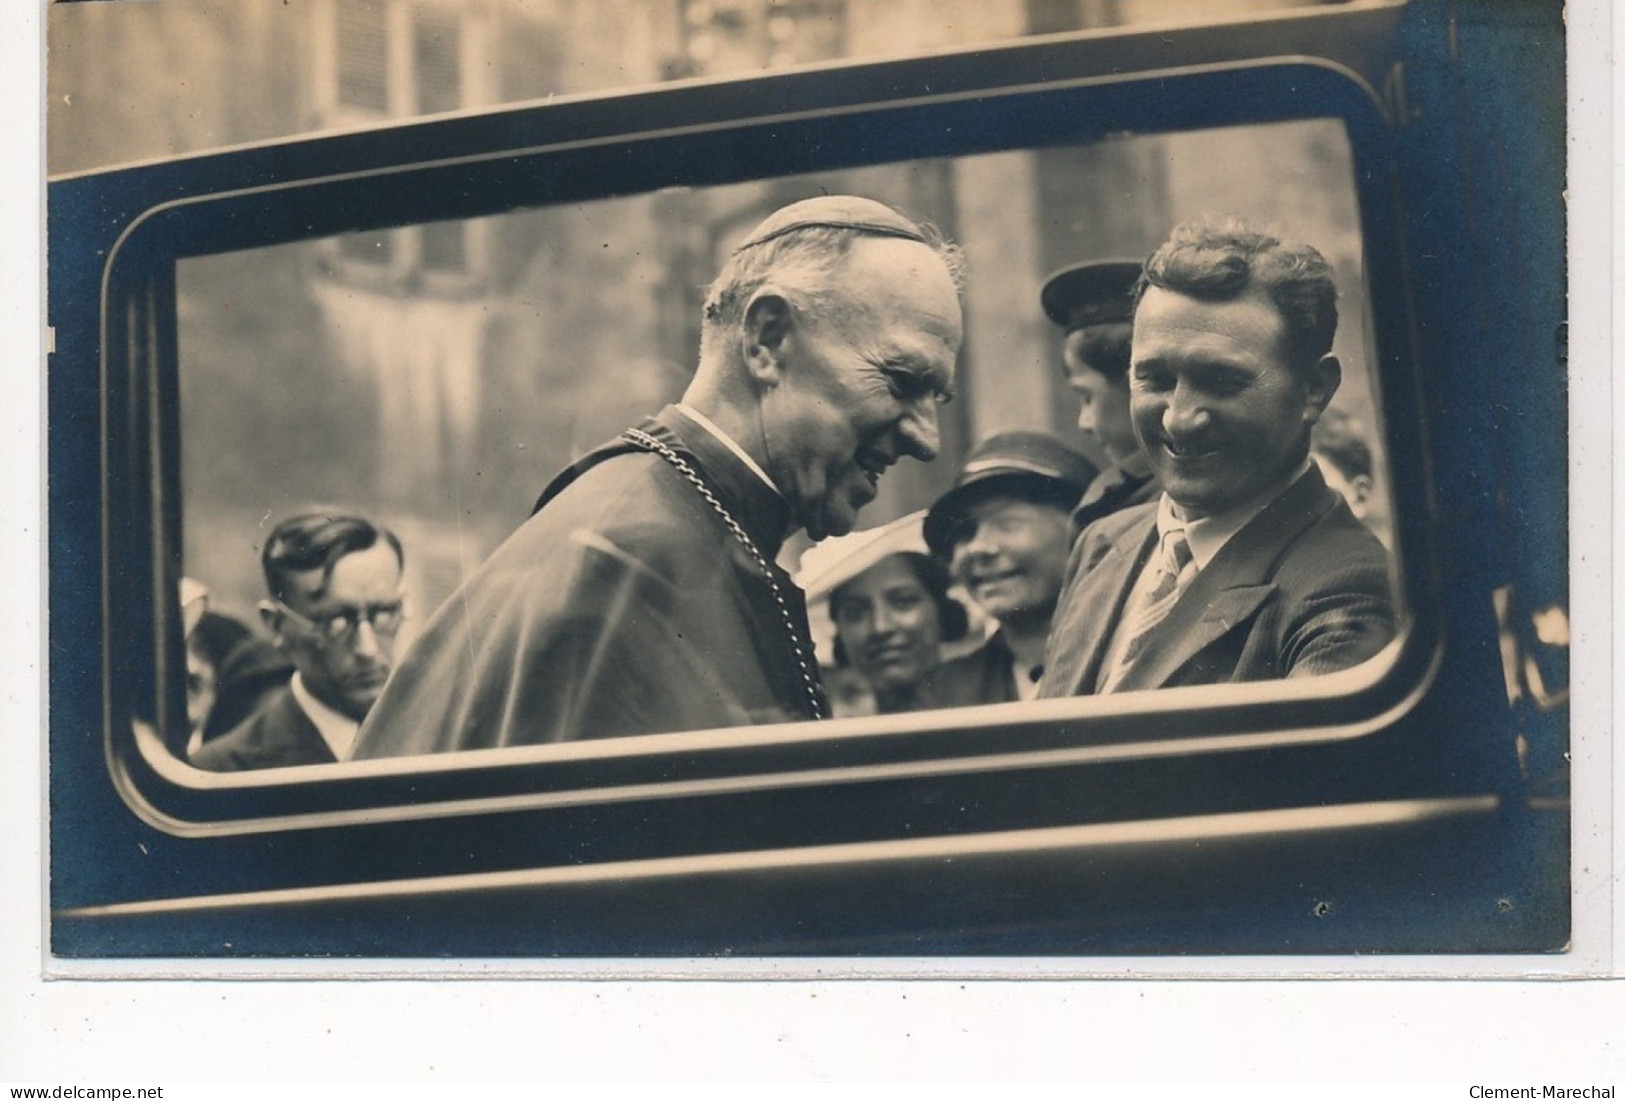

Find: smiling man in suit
1038;219;1395;697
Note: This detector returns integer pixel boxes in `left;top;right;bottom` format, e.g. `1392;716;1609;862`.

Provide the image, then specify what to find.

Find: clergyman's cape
352;405;823;758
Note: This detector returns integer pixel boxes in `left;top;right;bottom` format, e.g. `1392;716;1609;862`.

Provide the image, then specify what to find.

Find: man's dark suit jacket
1069;453;1160;535
190;684;337;771
916;632;1022;710
1038;465;1395;697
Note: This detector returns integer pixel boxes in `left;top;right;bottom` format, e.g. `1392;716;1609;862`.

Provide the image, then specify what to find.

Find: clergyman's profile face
765;236;963;541
1130;285;1336;520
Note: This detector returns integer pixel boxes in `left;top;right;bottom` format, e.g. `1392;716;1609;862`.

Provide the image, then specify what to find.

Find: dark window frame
54;12;1442;838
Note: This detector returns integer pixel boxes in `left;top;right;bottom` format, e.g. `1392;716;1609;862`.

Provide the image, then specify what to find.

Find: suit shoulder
1083;499;1155;543
190;691;285;770
917;641;1013;709
1280;498;1391;588
1073;499;1155;568
496;453;715;577
527;451;689;533
190;687;333;771
189;728;247;771
929;647;984;681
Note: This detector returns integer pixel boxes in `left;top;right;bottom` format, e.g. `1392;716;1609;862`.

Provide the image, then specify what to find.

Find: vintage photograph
44;0;1572;961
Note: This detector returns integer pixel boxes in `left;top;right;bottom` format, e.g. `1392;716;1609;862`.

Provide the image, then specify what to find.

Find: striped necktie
1102;528;1195;692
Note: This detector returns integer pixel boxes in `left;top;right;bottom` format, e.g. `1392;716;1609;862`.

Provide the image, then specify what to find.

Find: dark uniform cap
1039;259;1144;330
732;195;930;253
924;431;1098;559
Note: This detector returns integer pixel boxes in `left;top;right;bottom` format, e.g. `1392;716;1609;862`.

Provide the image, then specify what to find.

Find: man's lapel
279;690;340;766
1113;574;1275;693
1113;467;1336;692
1048;516;1156;696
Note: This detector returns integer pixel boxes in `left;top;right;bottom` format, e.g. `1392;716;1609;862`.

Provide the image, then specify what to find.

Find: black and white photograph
36;0;1593;972
15;0;1625;1087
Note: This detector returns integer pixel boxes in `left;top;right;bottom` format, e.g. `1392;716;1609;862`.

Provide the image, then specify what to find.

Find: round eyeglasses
269;599;405;644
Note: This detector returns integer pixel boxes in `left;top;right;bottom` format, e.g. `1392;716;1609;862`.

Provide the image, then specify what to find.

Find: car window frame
51;6;1439;837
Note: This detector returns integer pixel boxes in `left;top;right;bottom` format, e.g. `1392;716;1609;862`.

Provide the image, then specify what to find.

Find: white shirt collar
288;672;361;763
1157;457;1313;570
674;403;781;498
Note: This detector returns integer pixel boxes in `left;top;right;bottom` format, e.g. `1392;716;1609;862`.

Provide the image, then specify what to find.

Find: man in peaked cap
354;196;965;755
1040;257;1164;533
916;431;1096;707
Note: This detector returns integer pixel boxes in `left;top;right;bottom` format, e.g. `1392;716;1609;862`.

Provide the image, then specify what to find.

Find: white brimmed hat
796;509;932;602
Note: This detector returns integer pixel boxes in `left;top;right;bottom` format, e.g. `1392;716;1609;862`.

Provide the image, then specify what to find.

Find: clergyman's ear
741;290;793;386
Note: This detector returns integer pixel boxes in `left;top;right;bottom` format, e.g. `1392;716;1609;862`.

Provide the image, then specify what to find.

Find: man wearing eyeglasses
191;511;405;771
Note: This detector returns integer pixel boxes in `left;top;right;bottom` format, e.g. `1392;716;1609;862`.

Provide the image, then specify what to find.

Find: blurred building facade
50;0;1363;626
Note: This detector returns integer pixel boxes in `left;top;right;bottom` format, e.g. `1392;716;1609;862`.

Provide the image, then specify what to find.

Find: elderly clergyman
1038;219;1394;697
353;196;964;755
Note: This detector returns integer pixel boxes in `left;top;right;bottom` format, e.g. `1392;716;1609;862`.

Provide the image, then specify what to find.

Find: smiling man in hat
918;431;1096;707
353;195;965;755
1039;219;1394;697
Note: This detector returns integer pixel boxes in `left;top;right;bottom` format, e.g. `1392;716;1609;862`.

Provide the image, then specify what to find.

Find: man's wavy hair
1136;218;1339;376
699;220;966;362
261;510;403;605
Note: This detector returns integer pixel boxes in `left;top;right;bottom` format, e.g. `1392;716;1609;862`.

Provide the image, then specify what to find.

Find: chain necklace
620;427;829;720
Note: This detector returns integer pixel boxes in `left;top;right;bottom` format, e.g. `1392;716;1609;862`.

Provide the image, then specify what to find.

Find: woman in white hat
797;512;970;716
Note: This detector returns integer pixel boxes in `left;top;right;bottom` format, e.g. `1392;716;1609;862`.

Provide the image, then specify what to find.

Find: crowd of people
184;194;1396;771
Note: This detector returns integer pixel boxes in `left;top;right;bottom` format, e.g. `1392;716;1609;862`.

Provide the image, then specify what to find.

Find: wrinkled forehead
861;234;960;291
1131;284;1291;362
832;238;963;342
